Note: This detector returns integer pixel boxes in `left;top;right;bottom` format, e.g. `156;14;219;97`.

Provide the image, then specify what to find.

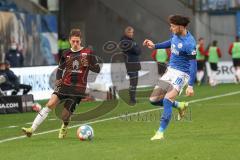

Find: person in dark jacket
4;61;31;95
0;61;13;92
120;26;141;105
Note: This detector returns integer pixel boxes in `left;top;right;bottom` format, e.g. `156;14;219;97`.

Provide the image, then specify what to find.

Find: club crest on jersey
73;60;80;70
191;50;197;55
171;44;179;55
177;43;183;49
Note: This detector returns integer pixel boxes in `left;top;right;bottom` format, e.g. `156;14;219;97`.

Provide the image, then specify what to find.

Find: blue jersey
155;31;197;86
169;32;196;74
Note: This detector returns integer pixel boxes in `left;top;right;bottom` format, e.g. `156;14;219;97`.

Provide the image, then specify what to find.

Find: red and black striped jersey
56;48;100;93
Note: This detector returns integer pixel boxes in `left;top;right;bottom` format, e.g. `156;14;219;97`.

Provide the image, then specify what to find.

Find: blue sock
150;99;163;106
158;98;173;132
150;99;179;108
172;101;179;108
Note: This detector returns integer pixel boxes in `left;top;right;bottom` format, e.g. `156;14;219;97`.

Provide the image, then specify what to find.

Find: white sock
234;71;238;82
236;68;240;81
196;71;201;82
31;107;51;132
212;71;218;85
209;71;216;86
209;72;213;84
197;71;204;82
199;71;204;82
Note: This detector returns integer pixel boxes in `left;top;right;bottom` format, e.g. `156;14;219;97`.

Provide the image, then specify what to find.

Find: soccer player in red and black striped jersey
22;29;101;138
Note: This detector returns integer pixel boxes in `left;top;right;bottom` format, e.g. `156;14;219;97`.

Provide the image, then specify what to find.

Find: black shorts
210;63;218;71
233;58;240;67
53;85;85;112
197;61;205;71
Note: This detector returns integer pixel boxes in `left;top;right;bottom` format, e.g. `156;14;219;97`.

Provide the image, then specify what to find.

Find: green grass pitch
0;84;240;160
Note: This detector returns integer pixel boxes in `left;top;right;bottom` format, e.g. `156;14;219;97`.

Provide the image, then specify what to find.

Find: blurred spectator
5;42;24;67
151;49;170;76
5;61;32;95
0;62;7;84
120;26;141;105
228;36;240;83
206;40;222;86
0;61;31;95
0;61;13;93
196;37;207;85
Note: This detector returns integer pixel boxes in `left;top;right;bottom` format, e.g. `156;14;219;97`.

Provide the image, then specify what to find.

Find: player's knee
149;96;159;103
46;95;59;108
46;100;57;109
149;97;163;106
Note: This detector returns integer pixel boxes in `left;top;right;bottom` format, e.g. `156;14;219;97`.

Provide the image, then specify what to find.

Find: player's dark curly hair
69;28;81;38
168;15;190;27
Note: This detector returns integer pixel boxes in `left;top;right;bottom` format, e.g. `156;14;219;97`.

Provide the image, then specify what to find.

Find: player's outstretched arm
143;39;155;49
155;40;171;49
143;39;171;50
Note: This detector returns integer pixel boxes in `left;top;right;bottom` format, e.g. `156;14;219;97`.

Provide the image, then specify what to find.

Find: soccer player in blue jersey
143;15;197;140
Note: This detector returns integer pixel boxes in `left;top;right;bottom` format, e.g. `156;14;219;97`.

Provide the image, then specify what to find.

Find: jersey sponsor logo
177;43;183;49
191;50;197;55
73;60;80;70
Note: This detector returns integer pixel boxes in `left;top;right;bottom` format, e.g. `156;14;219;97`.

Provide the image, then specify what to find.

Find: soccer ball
32;103;42;112
76;124;94;141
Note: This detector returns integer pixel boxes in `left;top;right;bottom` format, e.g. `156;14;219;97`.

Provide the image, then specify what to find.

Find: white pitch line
0;90;240;144
6;126;18;129
188;90;240;104
49;118;57;121
0;119;56;130
0;108;160;144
